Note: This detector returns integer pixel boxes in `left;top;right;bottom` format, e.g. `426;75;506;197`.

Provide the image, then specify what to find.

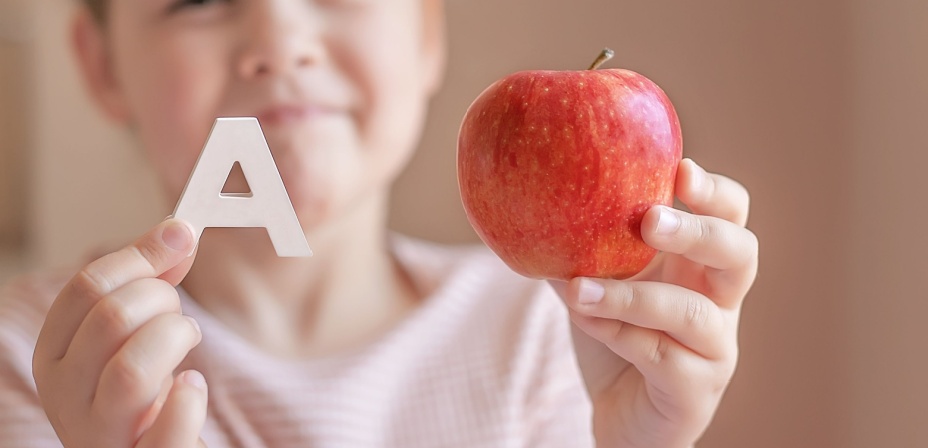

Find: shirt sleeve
520;285;596;448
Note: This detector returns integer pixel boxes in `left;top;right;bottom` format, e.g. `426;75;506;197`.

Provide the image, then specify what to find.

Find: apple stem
588;48;615;70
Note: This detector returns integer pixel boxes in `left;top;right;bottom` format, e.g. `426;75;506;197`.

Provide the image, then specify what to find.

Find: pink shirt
0;236;594;447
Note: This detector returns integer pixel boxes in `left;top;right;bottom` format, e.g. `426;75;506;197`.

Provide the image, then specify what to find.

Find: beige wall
0;0;34;283
4;0;928;446
0;41;27;250
28;2;163;266
845;1;928;446
0;2;30;252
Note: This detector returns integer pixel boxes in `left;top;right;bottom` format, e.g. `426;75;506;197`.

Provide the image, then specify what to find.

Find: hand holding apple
457;49;682;281
553;158;758;447
459;50;759;447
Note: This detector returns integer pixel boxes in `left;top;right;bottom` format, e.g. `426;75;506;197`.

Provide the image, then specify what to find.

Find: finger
562;278;727;359
641;206;758;306
675;159;750;227
642;206;757;271
62;278;182;403
37;219;196;362
161;244;199;286
92;313;201;440
568;312;717;403
135;375;177;440
136;370;208;448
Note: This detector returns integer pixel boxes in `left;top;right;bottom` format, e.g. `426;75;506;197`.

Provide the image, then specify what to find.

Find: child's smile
83;0;445;228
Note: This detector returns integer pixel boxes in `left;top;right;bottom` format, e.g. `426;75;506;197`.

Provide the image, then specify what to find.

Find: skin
554;158;757;447
31;0;758;446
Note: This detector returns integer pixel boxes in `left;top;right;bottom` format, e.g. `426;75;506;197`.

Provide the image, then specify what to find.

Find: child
0;0;758;446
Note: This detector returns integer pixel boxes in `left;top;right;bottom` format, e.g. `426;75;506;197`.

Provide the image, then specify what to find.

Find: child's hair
81;0;106;23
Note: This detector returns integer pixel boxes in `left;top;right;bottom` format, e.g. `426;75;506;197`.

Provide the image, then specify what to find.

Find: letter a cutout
172;117;312;257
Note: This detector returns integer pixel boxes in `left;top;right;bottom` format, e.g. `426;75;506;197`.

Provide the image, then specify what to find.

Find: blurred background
1;0;927;446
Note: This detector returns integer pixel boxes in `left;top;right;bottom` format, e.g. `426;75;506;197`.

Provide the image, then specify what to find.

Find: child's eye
167;0;231;14
315;0;373;8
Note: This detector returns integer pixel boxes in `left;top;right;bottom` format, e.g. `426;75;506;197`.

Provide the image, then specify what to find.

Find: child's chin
292;192;364;236
291;187;384;238
292;199;336;230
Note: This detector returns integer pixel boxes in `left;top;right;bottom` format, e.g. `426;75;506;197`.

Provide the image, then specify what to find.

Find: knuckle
716;174;749;200
155;313;201;349
682;297;712;330
610;320;627;344
686;215;714;249
72;267;115;299
620;283;642;313
648;334;671;366
89;279;182;337
701;218;718;243
128;245;160;277
106;354;151;394
703;171;719;201
138;277;183;309
94;296;137;334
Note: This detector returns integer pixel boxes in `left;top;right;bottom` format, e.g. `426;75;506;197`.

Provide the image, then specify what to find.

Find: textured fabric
0;236;594;447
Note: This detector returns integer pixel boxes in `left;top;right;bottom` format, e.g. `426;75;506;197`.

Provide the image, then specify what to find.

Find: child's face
75;0;445;228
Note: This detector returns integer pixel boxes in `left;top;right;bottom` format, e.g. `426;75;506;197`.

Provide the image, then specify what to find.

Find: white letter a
172;117;312;257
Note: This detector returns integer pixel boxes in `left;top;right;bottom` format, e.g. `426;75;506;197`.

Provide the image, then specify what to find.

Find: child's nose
235;2;323;79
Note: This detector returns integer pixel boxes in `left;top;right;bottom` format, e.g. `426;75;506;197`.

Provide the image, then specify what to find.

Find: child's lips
255;104;339;127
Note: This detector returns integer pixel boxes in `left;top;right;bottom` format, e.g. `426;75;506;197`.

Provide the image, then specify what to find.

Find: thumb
35;218;199;363
158;218;199;286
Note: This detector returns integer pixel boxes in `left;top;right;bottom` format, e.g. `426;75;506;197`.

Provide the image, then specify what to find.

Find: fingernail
576;278;605;304
182;370;207;390
656;207;681;235
162;220;193;251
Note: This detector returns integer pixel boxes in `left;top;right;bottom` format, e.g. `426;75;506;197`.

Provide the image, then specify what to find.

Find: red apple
457;49;683;281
